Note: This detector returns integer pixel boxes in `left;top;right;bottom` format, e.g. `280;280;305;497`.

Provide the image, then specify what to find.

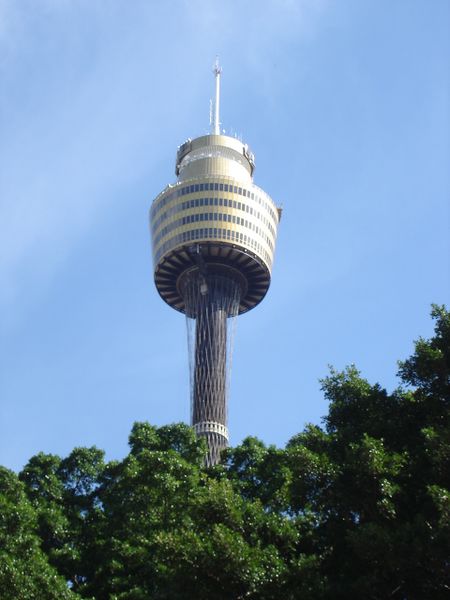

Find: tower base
194;420;229;466
196;430;228;467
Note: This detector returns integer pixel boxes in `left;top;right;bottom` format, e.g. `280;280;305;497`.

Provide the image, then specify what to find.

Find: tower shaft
182;270;241;465
193;300;227;425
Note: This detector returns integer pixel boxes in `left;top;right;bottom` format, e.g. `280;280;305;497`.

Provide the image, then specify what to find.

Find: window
219;183;224;191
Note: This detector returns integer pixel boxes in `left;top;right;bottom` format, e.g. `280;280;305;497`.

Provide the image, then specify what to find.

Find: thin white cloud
0;0;21;59
180;0;330;103
0;0;331;324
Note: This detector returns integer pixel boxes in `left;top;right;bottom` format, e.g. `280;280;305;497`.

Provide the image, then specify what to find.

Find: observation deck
150;133;280;315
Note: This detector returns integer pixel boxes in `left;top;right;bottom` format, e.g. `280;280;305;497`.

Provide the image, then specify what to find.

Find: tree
19;447;105;593
0;466;76;599
7;305;448;599
315;305;450;599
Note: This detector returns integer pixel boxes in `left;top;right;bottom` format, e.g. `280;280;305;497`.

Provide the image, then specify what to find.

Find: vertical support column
193;301;228;465
182;268;241;466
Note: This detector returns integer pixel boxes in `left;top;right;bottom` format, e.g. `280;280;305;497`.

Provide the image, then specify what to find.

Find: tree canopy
1;305;448;599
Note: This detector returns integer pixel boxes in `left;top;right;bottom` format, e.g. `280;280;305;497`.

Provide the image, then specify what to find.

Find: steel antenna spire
212;57;222;135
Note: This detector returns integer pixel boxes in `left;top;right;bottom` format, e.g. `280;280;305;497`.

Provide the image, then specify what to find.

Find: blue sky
1;0;448;472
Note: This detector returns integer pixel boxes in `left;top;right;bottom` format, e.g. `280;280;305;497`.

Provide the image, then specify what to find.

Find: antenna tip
213;56;222;76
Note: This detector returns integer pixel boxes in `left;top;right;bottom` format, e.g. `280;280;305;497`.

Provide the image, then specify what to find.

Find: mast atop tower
212;58;222;135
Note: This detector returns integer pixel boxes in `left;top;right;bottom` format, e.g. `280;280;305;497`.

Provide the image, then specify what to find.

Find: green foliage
0;305;447;598
0;467;76;599
398;304;450;397
128;421;206;464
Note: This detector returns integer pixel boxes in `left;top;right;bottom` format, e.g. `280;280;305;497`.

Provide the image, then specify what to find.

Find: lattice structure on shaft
182;269;241;465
